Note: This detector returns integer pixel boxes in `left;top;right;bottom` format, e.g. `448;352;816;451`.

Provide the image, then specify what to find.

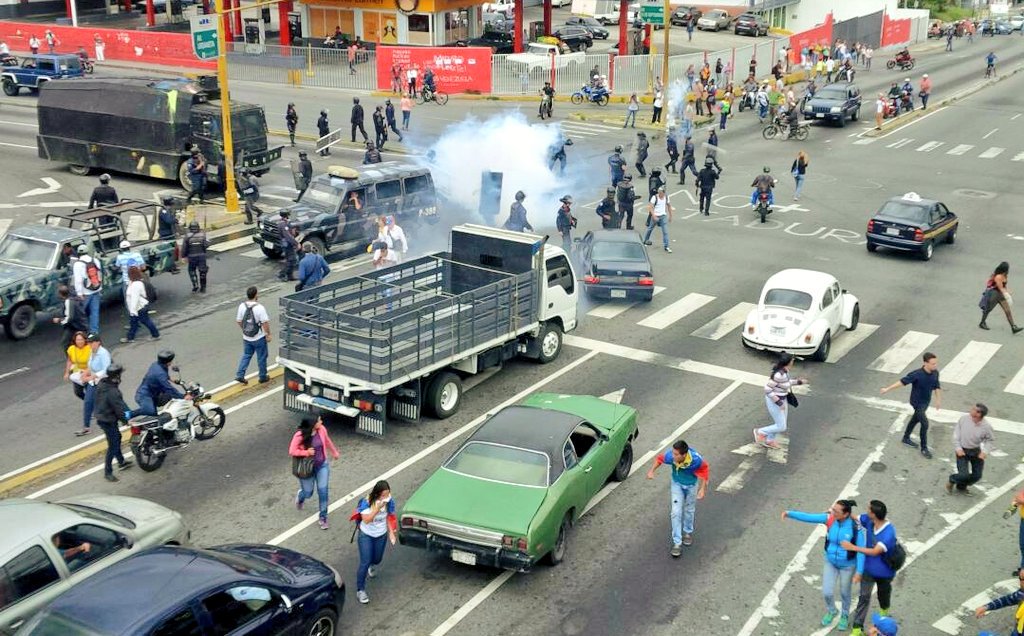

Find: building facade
294;0;488;45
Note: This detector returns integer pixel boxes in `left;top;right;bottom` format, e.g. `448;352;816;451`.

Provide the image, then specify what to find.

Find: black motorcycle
0;53;17;67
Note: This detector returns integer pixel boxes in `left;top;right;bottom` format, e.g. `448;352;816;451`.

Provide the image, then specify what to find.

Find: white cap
904;77;910;82
119;240;131;249
923;73;928;78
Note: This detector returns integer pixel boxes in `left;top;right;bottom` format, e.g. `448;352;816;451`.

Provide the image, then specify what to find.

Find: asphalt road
2;35;1024;636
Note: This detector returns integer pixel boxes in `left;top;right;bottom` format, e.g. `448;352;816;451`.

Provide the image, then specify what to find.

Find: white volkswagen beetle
742;269;860;362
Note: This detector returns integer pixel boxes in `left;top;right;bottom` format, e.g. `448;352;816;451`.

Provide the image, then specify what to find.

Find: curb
267;128;413;156
569;111;715;132
0;366;284;497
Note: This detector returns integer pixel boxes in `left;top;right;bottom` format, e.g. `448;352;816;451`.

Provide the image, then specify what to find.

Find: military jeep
1;54;83;96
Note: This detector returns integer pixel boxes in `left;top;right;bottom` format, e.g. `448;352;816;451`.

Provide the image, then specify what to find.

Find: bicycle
418;87;449;106
985;63;996;78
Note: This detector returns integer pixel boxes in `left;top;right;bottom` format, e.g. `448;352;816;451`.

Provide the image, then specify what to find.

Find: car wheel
178;160;192;190
920;240;934;261
1;79;17;96
851;107;860;121
535;322;563;364
812;330;831;362
3;302;37;340
304;608;337;636
544;514;571;566
866;241;877;253
838;113;848;128
426;371;463;419
848;303;860;331
945;225;957;244
306;235;327;256
611;443;632;482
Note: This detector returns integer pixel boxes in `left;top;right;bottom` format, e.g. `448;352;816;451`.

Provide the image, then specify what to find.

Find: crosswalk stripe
240;248;266;259
587;286;666;319
947;144;974;155
559;127;599;136
942;340;1002;385
690;302;755;340
979;147;1005;159
915;141;944;152
637;292;715;330
886;138;914;149
1005;365;1024;395
1013;152;1024;162
853;138;876;145
825;323;880;364
562;121;620;132
0;218;11;240
866;330;938;374
210;236;257;253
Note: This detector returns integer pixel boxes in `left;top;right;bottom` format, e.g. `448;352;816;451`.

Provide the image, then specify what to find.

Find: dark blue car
18;544;344;636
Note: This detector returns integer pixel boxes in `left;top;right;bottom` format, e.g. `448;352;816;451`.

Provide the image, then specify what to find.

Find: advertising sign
376;46;492;94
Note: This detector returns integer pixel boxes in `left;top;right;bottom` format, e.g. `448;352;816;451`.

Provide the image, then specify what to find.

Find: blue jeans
670;481;698;544
822;560;855;614
135;394;157;417
236;337;269;381
298;462;330;521
794;174;805;198
82;383;96;429
82;293;100;334
757;395;788;441
643;215;670;249
624;110;637;127
751;190;775;207
126;308;159;341
356;531;389;591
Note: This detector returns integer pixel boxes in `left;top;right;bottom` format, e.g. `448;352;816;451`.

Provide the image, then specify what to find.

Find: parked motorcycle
886;56;915;71
129;370;225;472
570;84;610;106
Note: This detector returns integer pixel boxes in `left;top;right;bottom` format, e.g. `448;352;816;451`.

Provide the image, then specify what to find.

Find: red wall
788;12;834;65
880;13;911;48
376;46;492;94
0;21;214;69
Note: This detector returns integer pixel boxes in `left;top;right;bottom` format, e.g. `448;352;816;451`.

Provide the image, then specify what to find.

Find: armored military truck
0;201;177;340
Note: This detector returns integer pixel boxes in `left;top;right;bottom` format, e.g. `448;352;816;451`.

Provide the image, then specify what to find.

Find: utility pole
215;0;240;213
661;0;669;93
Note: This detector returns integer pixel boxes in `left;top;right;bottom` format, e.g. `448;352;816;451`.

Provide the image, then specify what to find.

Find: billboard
880;13;911;48
375;46;492;94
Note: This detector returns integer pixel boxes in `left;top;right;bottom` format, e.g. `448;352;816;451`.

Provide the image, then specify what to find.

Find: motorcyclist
750;166;776;211
785;103;800;137
135;350;186;417
616;175;640;230
596;187;619;229
895;47;911;63
548;135;573;174
539;81;555;118
900;77;914;111
840;58;854;82
608;145;626;187
503;191;533;232
595;75;608;92
181;220;209;293
887;81;902;112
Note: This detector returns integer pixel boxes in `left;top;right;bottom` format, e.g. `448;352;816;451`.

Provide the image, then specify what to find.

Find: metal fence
226;42;378;91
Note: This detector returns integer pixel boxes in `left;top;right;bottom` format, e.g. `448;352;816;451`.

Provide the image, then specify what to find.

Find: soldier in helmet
555;195;577;251
278;210;300;282
295;151;313;202
157;195;180;274
635;131;650;177
236;168;264;224
285;103;298;146
648;168;665;199
181;220;210;293
503;191;533;232
616;174;640;231
184;147;207;204
88;174;118;209
596;187;619;230
696;156;722;217
548;135;573;176
363;141;382;165
608;145;626;188
317;109;331;156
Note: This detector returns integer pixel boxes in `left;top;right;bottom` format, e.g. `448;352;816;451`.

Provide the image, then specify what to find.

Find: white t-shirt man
236;300;270;342
649;193;670;218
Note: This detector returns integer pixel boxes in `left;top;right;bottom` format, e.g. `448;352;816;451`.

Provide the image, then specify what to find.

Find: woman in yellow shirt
64;331;90;400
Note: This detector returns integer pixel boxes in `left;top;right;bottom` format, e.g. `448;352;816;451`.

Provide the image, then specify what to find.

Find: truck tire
178;161;191;191
536;322;563;364
2;79;18;96
306;235;327;256
426;371;462;419
3;303;37;340
68;164;91;176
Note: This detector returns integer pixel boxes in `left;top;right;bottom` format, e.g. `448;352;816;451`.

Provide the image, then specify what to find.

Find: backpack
867;522;907;573
84;260;102;291
241;303;262;338
142;274;158;304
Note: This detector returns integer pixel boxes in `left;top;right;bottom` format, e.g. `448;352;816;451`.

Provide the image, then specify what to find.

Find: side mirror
280;594;293;612
119;535;134;549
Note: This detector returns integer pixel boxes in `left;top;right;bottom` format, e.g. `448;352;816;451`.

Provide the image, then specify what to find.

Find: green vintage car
399;392;638;571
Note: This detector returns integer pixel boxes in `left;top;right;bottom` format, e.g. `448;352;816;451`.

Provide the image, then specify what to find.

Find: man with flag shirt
975;570;1024;635
646;439;710;557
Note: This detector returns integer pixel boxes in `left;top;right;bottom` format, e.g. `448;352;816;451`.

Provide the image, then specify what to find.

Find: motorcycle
755;191;773;224
78;57;94;74
886;56;915;71
836;66;855;82
881;97;899;120
570;84;610;106
762;116;809;142
539;93;553;119
737;87;756;112
0;53;17;67
129;370;225;472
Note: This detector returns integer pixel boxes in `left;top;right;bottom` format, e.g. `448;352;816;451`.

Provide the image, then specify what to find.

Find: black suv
669;6;701;25
550;25;594;51
802;83;862;127
734;13;768;36
564;16;610;39
464;30;515;53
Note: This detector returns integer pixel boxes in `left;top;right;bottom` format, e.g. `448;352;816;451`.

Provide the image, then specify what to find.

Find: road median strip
0;365;283;497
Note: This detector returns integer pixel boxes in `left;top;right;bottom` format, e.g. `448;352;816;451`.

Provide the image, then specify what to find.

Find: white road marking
16;177;62;198
1013;114;1022;121
637;292;715;330
0;119;37;128
1005;365;1024;396
0;201;88;210
850;395;1024;436
0;218;11;239
736;412;909;636
982;127;999;140
0;366;29;381
209;236;257;253
886;137;914;149
932;578;1018;634
587;286;665;319
853;138;876;145
266;351;600;546
947;144;975;155
825;323;879;363
599;388;626;403
873;105;947;138
716;457;759;494
915;140;944;152
941;340;1001;385
718;438;789;494
1013;152;1024;162
431;380;743;636
690;302;755;340
866;330;938;374
978;146;1006;159
562;121;622;132
240;248;266;258
0;141;35;150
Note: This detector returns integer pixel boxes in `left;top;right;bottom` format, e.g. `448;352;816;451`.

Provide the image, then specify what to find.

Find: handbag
292;455;315;479
786;392;799;408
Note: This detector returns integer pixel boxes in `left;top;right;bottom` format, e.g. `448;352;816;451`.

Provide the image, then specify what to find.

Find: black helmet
157;350;176;365
366;141;375;149
514;190;526;201
298;151;308;157
353;97;360;104
763;166;771;173
560;195;574;204
637;131;646;137
188;220;200;232
106;363;124;381
651;168;662;176
606;187;615;195
161;195;174;205
320;109;328;116
614;145;623;153
704;157;715;166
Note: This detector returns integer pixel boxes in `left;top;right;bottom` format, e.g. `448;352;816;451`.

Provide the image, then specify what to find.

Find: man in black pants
881;351;941;459
351;97;369;143
93;364;133;482
946;403;995;496
695;157;721;216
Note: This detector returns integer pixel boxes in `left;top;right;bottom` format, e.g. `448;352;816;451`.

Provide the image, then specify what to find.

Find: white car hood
752;305;809;346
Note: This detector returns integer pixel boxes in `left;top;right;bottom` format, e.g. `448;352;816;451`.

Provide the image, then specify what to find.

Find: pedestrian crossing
856;136;1024;161
557;120;627;138
0;218;11;241
582;290;1024;396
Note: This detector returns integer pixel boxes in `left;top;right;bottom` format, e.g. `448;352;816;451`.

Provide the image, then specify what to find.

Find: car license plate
816;113;825;118
451;549;477;566
610;290;627;299
322;387;339;401
771;326;785;337
264;240;275;249
885;227;900;236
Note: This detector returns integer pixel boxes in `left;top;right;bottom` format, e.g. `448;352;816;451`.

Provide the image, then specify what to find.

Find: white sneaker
368;565;377;578
357;590;369;604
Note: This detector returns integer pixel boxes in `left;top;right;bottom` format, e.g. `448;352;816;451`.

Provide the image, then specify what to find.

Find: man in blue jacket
296;242;330;290
841;500;898;636
135;350;185;416
646;439;709;557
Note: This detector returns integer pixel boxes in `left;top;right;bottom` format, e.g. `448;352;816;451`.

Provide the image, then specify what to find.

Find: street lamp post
216;0;240;213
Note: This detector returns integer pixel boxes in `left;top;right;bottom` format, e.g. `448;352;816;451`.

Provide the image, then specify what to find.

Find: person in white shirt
406;66;418;97
235;286;271;384
72;245;103;335
643;186;673;253
0;41;9;55
121;266;159;343
376;215;408;263
373;241;399;311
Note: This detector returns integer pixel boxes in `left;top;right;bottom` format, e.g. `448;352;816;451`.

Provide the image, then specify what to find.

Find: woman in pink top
289;417;340;529
400;93;412;130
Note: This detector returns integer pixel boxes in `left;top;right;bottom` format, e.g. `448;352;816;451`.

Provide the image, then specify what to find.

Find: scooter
570;84;610;106
129;369;225;472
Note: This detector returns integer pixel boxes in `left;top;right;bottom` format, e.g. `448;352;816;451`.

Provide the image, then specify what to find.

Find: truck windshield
231;110;267;140
302;181;346;209
0;234;55;269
